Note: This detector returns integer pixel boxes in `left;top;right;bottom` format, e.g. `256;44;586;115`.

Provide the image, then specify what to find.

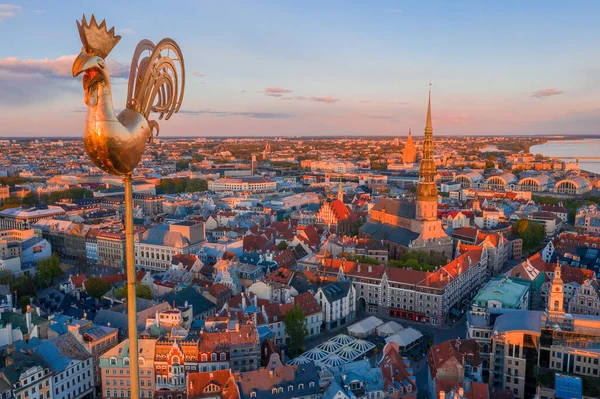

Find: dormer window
110;357;117;365
250;393;256;398
309;382;315;388
272;388;277;394
298;384;304;390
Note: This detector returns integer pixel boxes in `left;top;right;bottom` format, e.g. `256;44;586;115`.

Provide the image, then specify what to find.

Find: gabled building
235;363;320;399
379;342;418;398
187;369;239;399
31;333;95;399
315;281;356;329
427;339;483;399
100;339;156;399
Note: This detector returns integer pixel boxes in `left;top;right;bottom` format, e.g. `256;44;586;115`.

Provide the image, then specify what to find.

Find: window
250;393;256;398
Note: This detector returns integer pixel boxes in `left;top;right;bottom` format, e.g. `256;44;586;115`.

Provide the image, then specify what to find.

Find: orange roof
188;370;239;399
293;292;321;316
208;283;232;297
70;274;86;288
428;339;481;379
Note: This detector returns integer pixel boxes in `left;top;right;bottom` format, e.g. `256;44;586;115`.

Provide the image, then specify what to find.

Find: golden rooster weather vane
72;14;185;175
72;15;185;399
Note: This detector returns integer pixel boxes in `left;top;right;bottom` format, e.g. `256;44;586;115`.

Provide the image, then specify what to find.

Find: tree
512;219;546;252
284;305;308;356
115;284;153;300
85;277;112;299
36;253;62;285
277;241;288;250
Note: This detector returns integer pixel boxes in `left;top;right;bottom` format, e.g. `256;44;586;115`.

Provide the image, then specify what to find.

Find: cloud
0;75;79;106
0;55;129;78
178;109;292;119
118;28;136;35
192;72;204;77
265;87;292;94
281;96;340;104
0;4;21;21
531;88;565;98
264;87;292;97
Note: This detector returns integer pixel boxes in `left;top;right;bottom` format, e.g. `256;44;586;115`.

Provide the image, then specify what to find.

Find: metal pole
124;173;140;399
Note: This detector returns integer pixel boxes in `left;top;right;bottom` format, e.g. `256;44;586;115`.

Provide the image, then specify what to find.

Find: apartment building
97;232;126;268
318;247;488;326
316;281;356;329
34;334;95;399
100;339;156;399
135;221;205;271
133;193;164;218
0;185;8;204
0;352;53;399
208;177;276;193
0;206;66;230
67;320;119;387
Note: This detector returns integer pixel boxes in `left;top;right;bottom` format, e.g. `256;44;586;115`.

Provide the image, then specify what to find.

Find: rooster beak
72;51;104;77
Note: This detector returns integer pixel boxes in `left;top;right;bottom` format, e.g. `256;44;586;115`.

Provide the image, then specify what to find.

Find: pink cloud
0;55;129;78
192;71;204;77
265;87;292;94
531;88;565;98
0;4;21;21
281;96;340;104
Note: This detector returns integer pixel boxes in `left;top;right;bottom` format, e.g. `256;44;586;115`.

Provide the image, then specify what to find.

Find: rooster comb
77;14;121;59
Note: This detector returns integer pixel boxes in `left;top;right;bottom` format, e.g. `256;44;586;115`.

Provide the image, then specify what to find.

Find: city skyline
1;0;600;137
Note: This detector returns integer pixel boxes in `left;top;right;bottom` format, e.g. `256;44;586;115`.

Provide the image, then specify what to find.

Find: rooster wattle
72;15;185;175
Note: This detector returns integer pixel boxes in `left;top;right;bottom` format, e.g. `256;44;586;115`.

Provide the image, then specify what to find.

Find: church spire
337;178;344;202
416;85;438;212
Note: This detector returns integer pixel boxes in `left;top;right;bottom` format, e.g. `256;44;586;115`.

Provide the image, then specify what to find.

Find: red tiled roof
428;339;481;379
188;369;239;399
266;268;294;285
208;283;232;297
380;342;416;393
546;263;595;284
294;292;321;316
70;274;86;288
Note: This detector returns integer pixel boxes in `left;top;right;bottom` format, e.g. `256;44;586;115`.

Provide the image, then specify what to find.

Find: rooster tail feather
126;38;185;139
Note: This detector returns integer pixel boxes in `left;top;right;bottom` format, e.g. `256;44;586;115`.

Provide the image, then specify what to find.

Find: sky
0;0;599;137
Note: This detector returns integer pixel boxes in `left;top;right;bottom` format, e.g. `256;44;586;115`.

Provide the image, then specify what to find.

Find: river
530;139;600;174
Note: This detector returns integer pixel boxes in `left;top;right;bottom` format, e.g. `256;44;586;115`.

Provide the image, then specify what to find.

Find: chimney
25;306;32;333
439;392;445;399
368;265;372;272
269;370;274;378
458;387;464;397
